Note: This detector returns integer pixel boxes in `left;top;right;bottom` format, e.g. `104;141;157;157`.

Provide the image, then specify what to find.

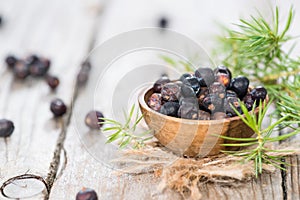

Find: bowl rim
138;86;256;125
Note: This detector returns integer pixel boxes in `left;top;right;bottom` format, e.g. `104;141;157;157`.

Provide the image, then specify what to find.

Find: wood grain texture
0;0;100;198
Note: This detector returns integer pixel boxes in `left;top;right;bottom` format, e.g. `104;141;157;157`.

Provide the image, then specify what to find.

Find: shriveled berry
160;102;180;117
198;110;211;120
76;188;98;200
148;93;162;111
13;61;30;79
180;84;196;98
243;94;254;111
212;112;227;120
230;76;249;99
161;83;180;102
5;55;18;68
214;66;232;80
182;76;200;94
0;119;14;137
179;73;193;82
250;86;267;103
194;67;214;86
153;76;170;93
215;73;231;88
85;111;104;129
202;93;223;112
209;82;226;99
46;75;60;90
224;96;242;117
178;104;199;120
50;98;67;117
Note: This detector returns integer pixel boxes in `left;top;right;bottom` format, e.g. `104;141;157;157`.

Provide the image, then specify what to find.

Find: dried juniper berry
212;112;227;120
194;67;215;86
250;86;267;103
180;84;196;98
243;94;254;111
178;103;199;120
159;102;180;117
76;188;98;200
182;76;200;94
85;110;104;129
46;75;60;90
230;76;249;99
153;76;170;93
202;93;224;112
214;66;232;79
209;82;226;99
50;98;67;117
161;82;180;102
5;55;18;68
0;119;14;137
224;96;242;117
179;73;193;82
198;110;211;120
158;17;168;29
29;61;49;77
148;93;162;111
13;61;30;79
25;54;39;65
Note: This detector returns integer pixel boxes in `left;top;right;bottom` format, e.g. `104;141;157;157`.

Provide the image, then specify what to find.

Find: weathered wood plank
0;0;99;198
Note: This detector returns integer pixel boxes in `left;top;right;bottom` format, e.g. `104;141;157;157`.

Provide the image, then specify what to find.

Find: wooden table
0;0;299;199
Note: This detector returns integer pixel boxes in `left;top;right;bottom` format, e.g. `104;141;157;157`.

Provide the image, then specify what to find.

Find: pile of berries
4;54;59;90
148;66;267;120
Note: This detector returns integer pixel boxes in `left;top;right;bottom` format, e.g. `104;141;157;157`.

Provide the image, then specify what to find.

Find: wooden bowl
138;87;262;157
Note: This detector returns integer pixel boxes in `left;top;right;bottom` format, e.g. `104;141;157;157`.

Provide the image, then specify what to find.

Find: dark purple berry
230;76;249;99
161;83;180;102
180;84;196;98
85;111;104;129
0;119;14;137
215;73;231;88
5;55;18;68
50;98;67;117
202;93;223;112
179;73;193;82
153;76;170;93
214;66;232;80
46;75;60;90
250;86;267;103
158;17;168;28
182;76;200;94
243;94;254;111
212;112;227;120
197;87;209;104
194;67;215;86
40;58;51;69
224;96;242;117
81;61;92;71
178;104;199;120
159;102;180;117
76;188;98;200
148;93;162;111
13;61;30;79
209;82;226;99
198;110;211;120
29;61;49;77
